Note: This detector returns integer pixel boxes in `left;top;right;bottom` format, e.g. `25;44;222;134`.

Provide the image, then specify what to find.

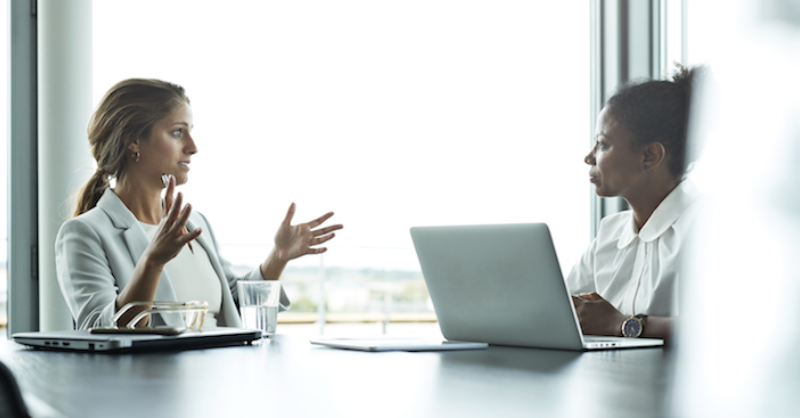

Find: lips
178;161;190;171
589;171;599;183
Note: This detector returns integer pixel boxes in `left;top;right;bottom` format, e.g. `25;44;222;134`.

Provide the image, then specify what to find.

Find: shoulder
660;180;706;236
58;207;113;238
672;193;706;236
55;211;112;258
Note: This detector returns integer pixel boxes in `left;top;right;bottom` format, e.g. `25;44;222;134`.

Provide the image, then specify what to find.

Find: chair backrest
0;360;29;418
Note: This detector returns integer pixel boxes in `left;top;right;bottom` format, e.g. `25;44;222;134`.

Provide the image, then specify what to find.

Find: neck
624;176;681;231
114;173;163;225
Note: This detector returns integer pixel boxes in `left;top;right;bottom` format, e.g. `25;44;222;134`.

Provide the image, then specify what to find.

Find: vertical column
37;0;94;331
8;0;39;335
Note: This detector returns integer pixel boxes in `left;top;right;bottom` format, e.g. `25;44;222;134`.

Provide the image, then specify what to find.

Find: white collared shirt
566;181;702;317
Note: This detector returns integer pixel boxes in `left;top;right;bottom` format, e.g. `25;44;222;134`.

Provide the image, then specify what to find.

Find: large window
91;1;589;334
661;0;715;189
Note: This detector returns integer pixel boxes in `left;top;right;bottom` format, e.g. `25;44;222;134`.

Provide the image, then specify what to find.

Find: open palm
273;203;342;261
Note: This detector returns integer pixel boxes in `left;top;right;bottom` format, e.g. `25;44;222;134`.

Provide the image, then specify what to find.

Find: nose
584;145;596;166
185;132;198;155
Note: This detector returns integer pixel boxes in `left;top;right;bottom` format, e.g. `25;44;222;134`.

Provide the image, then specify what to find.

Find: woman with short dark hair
568;66;703;342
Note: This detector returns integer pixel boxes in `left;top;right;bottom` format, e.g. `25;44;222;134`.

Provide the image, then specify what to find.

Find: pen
162;173;194;254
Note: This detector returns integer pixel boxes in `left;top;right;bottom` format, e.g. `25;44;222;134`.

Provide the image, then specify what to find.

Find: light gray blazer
56;189;290;330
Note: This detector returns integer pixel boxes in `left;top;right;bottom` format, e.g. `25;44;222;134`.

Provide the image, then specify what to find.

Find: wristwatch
621;314;647;338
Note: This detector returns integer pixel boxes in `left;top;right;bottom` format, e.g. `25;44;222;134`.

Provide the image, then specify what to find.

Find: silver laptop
13;327;261;353
409;223;663;351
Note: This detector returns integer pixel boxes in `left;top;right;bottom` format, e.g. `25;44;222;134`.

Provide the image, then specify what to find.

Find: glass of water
236;281;282;337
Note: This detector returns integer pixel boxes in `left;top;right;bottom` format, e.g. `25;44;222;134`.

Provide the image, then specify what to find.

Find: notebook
13;327;261;353
406;223;663;351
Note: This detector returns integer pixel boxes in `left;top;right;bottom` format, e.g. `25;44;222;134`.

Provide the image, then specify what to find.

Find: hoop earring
133;152;140;163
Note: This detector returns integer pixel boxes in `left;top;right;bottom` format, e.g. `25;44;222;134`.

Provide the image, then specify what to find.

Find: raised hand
145;175;202;265
163;174;195;253
273;203;343;262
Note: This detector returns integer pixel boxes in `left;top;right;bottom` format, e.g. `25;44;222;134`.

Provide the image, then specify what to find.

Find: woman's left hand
273;203;343;262
571;292;627;337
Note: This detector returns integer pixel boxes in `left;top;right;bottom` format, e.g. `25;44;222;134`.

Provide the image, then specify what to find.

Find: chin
593;186;613;198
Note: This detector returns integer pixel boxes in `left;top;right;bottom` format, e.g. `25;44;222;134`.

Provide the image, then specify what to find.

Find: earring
133;152;140;163
643;164;649;170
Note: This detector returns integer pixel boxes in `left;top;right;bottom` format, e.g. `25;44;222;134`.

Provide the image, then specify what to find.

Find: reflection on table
0;334;671;418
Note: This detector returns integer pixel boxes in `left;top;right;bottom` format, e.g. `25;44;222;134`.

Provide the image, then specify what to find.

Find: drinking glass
237;281;281;337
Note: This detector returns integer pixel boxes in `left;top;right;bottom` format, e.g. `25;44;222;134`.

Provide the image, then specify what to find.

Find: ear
127;138;140;154
642;142;666;170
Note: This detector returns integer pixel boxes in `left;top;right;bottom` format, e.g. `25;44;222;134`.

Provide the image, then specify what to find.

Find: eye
172;129;183;138
597;140;609;150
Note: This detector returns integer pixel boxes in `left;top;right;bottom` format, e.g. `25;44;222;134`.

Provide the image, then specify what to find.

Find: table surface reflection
0;335;673;418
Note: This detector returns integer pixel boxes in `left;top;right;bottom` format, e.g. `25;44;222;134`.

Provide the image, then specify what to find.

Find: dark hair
606;65;702;179
74;78;190;217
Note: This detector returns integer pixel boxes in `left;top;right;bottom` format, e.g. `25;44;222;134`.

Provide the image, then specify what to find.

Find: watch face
622;318;642;338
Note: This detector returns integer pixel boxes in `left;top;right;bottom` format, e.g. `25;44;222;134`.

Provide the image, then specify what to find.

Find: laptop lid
410;223;662;351
12;327;261;353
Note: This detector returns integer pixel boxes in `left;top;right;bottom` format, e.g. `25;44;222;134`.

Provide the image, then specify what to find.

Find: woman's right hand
144;175;202;266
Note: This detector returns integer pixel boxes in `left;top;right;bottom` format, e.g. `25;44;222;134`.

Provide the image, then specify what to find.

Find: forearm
573;293;675;342
115;254;164;327
260;247;288;280
643;316;674;342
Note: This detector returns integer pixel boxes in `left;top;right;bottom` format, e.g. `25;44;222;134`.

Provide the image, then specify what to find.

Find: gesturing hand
571;293;627;337
273;203;343;262
145;175;202;266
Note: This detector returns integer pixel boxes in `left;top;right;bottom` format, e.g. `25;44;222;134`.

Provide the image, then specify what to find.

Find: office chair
0;360;30;418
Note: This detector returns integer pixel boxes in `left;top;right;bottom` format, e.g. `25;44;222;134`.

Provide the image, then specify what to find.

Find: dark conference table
0;334;673;418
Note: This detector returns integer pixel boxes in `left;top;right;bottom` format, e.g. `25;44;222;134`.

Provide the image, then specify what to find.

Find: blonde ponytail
73;169;111;217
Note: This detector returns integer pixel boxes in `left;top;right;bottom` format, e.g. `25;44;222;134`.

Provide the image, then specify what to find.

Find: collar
616;180;700;248
96;188;139;230
95;188;199;233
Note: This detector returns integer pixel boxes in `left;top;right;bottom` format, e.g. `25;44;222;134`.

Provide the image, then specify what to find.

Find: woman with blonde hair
57;78;342;329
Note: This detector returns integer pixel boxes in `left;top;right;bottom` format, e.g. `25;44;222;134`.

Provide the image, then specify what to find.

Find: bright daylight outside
1;1;591;333
94;1;590;336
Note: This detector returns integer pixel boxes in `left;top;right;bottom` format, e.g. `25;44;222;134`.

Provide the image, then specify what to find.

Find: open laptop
406;223;662;351
13;327;261;353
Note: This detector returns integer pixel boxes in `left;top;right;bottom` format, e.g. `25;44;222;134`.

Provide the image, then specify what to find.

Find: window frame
7;0;39;335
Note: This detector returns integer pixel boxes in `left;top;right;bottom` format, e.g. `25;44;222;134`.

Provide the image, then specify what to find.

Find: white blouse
565;181;702;317
139;222;223;328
